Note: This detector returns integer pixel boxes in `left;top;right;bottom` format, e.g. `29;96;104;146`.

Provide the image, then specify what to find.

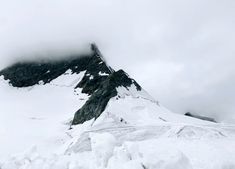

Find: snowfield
0;71;235;169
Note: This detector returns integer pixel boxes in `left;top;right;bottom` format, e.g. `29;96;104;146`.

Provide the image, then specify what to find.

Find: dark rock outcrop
72;69;141;125
185;112;217;123
0;44;112;95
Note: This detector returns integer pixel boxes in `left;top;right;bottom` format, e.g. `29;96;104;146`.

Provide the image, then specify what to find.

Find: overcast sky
0;0;234;123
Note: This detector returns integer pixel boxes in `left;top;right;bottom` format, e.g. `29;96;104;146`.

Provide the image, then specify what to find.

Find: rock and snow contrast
0;44;235;169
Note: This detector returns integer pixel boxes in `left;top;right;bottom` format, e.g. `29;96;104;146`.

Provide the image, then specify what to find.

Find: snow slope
0;48;235;168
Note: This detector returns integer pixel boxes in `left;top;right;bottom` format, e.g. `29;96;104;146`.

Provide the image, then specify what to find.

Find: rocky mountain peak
0;44;143;125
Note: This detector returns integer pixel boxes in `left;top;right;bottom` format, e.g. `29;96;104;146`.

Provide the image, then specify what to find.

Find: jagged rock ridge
0;44;113;95
0;44;142;125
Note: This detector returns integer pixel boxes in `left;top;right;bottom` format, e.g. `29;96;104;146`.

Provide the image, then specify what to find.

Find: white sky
0;0;234;122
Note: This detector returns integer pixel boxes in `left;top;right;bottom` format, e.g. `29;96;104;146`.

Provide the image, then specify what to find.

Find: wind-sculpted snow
1;124;235;169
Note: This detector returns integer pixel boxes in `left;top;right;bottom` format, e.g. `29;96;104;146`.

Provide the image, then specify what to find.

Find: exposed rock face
72;69;141;125
184;112;217;123
0;44;142;125
0;44;113;95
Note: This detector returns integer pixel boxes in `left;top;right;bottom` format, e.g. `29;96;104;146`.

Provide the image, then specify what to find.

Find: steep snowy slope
0;44;235;169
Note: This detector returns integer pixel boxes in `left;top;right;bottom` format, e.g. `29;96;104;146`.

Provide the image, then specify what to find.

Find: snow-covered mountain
0;44;235;169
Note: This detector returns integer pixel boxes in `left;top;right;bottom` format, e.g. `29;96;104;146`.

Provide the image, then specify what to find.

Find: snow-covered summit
0;44;235;169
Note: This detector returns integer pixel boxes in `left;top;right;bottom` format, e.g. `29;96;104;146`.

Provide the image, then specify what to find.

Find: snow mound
107;140;193;169
0;135;194;169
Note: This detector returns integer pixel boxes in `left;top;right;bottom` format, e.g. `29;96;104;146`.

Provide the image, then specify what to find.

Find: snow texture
1;70;235;169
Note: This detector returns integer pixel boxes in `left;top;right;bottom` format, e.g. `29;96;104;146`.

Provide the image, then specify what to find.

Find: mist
0;0;234;122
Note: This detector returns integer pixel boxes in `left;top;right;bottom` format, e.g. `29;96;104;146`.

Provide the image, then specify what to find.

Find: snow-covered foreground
1;71;235;169
1;120;235;169
0;71;88;159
